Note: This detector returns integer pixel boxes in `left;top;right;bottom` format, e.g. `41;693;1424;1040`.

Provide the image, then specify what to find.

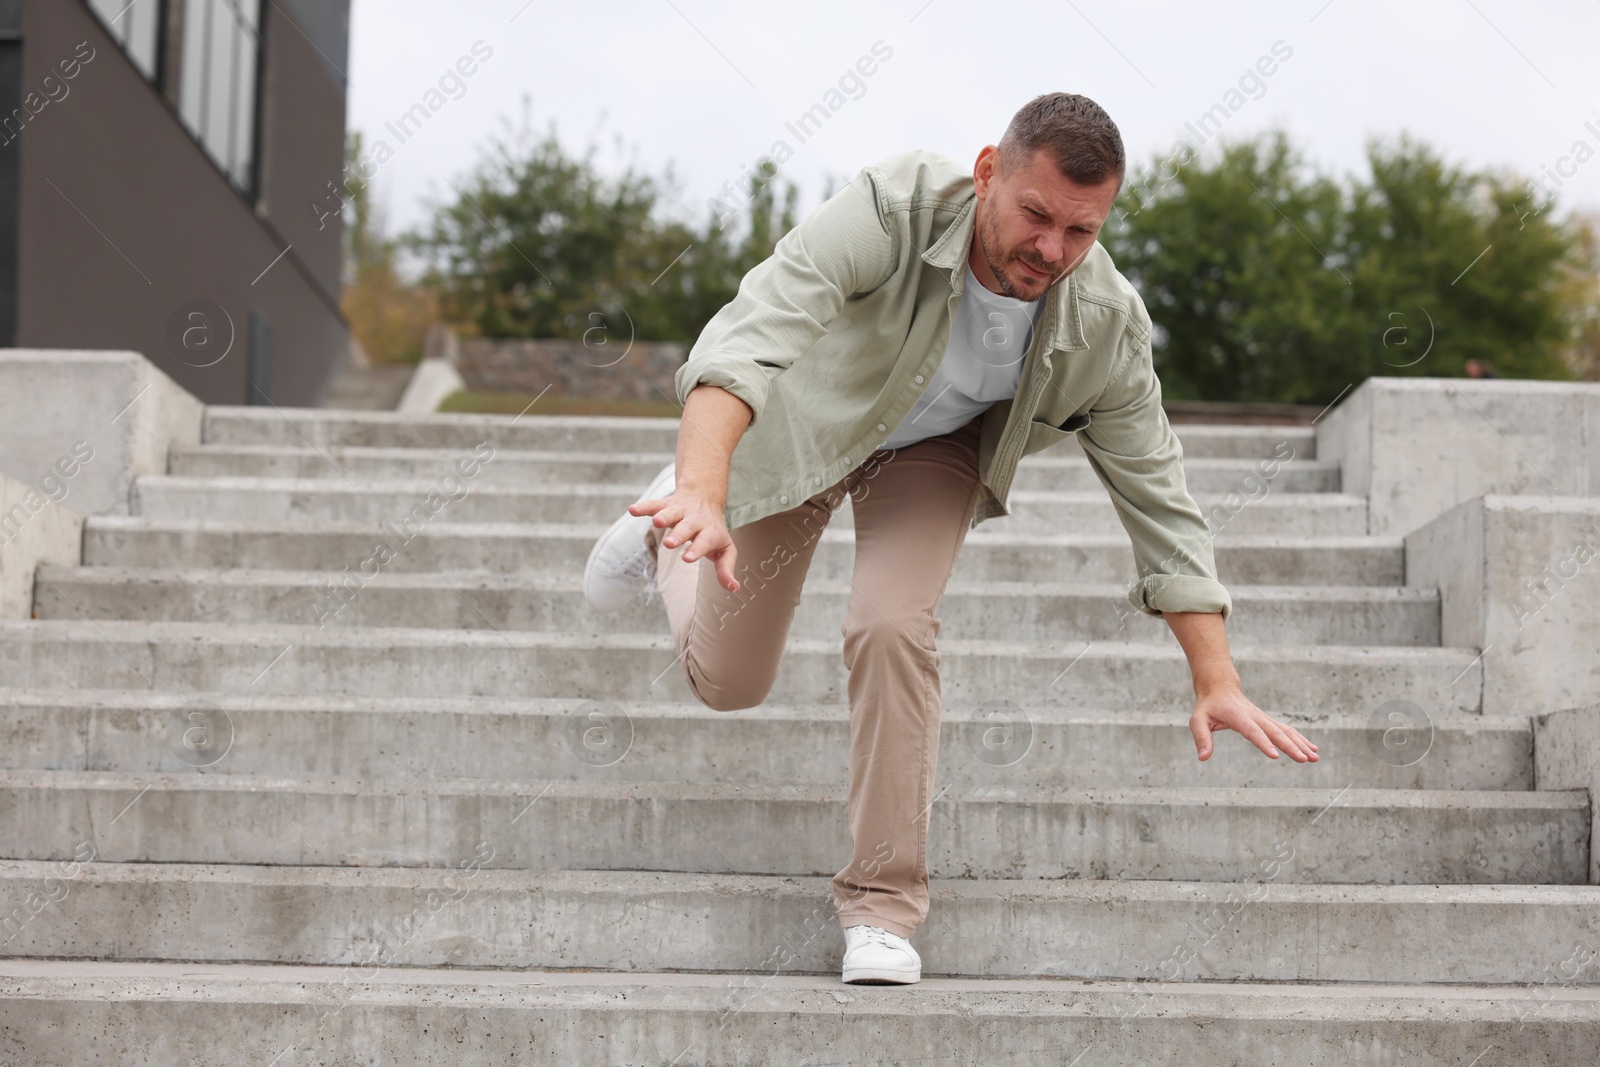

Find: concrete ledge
1317;377;1600;537
202;406;1314;458
81;518;1409;585
0;472;81;618
163;442;1345;494
29;565;1443;647
0;619;1486;714
395;358;464;414
1;864;1595;984
0;350;203;517
1406;495;1600;716
1535;701;1600;885
125;475;1372;537
2;961;1599;1065
0;688;1532;791
0;770;1582;883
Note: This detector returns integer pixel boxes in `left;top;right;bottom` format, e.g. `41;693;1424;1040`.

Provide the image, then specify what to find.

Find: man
583;93;1318;986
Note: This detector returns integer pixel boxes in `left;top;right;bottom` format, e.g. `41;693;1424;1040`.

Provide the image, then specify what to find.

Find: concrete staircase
3;406;1598;1064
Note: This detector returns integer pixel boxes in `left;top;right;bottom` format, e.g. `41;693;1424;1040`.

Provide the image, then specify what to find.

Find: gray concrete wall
455;337;685;403
1535;702;1600;884
1318;378;1600;537
0;350;202;517
0;468;80;618
1407;494;1600;718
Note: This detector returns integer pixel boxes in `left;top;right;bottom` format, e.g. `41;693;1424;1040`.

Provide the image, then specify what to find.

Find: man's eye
1026;208;1046;220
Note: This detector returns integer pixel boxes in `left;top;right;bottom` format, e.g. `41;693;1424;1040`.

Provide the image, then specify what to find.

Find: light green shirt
674;148;1231;620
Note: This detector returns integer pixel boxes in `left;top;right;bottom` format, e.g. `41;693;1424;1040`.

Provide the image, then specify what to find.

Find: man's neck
965;205;1008;297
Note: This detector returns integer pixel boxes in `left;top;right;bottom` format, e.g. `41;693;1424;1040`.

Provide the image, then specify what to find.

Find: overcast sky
347;0;1600;241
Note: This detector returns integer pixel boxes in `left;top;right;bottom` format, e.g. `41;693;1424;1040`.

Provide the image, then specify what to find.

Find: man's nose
1035;231;1065;265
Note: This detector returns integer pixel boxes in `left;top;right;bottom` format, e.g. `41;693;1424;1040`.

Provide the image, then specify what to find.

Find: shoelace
851;925;903;949
595;531;661;605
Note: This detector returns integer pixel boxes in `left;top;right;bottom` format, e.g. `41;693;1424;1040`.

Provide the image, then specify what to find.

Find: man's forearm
676;384;754;510
1163;610;1241;694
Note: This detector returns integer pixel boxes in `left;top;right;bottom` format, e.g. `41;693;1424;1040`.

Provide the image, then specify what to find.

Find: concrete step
128;475;1370;538
0;770;1583;883
33;567;1442;648
203;405;1321;459
317;364;414;411
0;620;1485;714
2;863;1595;985
82;518;1410;586
0;688;1527;791
4;961;1596;1065
168;443;1343;494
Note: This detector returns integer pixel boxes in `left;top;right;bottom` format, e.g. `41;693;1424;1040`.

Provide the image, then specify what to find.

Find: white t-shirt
881;261;1046;450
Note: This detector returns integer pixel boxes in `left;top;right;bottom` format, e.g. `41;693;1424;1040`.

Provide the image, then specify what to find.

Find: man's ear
972;144;1000;197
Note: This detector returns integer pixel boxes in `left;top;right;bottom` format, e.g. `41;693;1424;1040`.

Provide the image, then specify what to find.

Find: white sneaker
841;924;921;984
583;462;675;612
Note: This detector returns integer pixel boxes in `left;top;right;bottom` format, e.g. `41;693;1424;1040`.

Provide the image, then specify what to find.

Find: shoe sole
841;966;922;985
583;464;676;611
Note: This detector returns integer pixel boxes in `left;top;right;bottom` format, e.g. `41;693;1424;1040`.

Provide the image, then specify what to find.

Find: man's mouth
1015;258;1051;279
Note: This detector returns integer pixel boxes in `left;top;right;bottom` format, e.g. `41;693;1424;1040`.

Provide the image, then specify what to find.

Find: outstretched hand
1189;684;1318;763
629;489;741;593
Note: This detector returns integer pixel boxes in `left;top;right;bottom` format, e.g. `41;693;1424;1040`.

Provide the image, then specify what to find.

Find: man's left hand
1190;683;1319;763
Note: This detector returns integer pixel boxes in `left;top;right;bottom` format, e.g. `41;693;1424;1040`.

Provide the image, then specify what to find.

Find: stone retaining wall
454;338;685;403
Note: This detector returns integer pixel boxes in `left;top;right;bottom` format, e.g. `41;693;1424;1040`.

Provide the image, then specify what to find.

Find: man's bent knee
684;659;775;712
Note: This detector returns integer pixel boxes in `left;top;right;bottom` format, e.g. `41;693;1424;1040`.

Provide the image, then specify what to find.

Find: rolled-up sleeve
1077;319;1233;620
674;169;897;425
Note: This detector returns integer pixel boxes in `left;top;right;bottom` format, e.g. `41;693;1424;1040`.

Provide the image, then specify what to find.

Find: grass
438;391;683;418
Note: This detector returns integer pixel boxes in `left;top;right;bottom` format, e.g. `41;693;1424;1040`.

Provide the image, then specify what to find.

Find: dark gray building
0;0;351;405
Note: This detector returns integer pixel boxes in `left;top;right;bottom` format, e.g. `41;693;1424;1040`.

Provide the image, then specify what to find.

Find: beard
976;205;1059;299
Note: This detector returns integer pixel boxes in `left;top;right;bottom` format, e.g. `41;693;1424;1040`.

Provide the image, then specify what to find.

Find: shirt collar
920;192;1090;352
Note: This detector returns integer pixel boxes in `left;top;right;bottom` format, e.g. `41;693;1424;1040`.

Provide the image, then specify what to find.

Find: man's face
969;144;1120;300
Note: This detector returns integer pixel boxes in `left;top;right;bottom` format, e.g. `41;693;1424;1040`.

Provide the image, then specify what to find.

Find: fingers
653;507;699;551
664;515;740;592
639;498;719;557
679;521;723;563
628;497;670;517
1254;713;1318;764
1189;715;1215;762
1265;718;1318;763
1192;701;1320;764
638;502;686;539
652;505;735;578
1239;718;1282;759
709;541;741;592
664;514;700;552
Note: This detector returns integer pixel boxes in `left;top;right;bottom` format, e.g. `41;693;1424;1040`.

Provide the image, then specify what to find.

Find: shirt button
877;423;886;432
780;494;788;504
813;476;822;485
914;375;924;383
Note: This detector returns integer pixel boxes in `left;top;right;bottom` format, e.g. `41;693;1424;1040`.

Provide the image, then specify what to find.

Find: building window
86;0;162;80
178;0;260;193
84;0;262;197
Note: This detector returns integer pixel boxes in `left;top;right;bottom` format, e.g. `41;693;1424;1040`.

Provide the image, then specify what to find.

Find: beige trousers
651;416;984;938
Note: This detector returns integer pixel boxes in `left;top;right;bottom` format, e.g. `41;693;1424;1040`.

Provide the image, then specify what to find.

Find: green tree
1104;127;1578;403
1553;211;1600;380
1349;132;1573;381
1107;130;1355;402
406;102;798;346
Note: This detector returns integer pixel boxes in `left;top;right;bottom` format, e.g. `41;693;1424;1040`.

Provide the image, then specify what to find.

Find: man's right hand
652;383;755;595
630;489;741;593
